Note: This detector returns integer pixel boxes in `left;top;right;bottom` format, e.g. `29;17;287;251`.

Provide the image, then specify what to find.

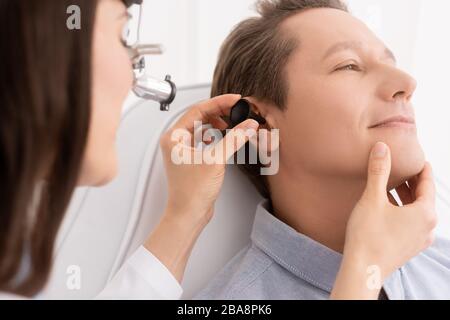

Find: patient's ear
244;97;278;130
244;97;280;155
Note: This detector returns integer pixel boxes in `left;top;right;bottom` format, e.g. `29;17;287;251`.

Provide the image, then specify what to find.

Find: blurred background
126;0;450;234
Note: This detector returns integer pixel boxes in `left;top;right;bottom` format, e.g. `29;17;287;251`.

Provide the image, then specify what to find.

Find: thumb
364;142;391;202
212;119;260;164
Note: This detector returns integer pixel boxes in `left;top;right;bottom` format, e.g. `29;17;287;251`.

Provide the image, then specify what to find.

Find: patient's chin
388;144;426;189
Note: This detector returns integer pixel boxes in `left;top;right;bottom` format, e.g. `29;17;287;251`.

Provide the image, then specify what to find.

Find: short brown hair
212;0;348;198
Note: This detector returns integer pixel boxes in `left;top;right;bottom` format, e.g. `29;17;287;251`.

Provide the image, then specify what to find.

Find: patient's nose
378;66;417;103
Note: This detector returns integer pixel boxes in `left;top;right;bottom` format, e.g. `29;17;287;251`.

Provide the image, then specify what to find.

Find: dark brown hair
0;0;130;297
212;0;348;198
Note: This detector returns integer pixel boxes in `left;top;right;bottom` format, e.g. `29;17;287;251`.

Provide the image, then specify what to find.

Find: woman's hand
160;94;259;226
331;142;437;300
144;94;260;282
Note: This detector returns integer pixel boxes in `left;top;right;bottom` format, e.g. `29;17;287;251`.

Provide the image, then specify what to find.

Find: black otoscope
229;99;266;128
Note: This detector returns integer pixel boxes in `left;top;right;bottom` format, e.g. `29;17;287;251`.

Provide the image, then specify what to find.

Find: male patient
197;0;450;299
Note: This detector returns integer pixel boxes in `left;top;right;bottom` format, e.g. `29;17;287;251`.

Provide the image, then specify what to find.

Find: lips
369;115;416;129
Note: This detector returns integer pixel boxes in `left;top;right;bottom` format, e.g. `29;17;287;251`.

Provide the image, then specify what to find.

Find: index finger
414;162;436;207
172;94;242;133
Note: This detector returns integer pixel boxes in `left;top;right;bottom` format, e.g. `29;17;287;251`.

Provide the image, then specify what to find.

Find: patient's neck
268;166;366;254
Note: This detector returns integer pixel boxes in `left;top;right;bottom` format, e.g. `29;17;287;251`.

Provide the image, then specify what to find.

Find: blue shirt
196;200;450;300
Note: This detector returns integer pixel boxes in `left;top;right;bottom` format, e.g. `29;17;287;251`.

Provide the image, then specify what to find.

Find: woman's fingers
388;163;435;210
208;116;229;131
408;175;419;198
172;94;241;133
210;119;259;164
413;162;436;208
364;142;391;203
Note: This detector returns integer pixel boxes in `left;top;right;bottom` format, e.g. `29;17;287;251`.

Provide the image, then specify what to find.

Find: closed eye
335;64;361;72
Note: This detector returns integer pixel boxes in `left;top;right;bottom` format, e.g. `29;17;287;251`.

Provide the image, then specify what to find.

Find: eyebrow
321;41;397;63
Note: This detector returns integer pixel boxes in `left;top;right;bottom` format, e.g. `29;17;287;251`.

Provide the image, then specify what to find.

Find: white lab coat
0;246;183;300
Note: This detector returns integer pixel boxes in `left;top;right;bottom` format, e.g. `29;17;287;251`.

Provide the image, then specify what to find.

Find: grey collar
250;200;403;298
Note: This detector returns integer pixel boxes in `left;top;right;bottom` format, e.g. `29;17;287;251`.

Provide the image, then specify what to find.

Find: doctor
0;0;437;300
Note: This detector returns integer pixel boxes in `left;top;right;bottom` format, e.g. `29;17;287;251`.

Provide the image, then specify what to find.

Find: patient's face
274;8;424;187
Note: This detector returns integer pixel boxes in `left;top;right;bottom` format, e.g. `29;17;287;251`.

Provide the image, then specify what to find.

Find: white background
129;0;450;235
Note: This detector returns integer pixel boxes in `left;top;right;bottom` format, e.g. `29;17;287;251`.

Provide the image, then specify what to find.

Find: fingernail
372;142;387;159
246;119;260;130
